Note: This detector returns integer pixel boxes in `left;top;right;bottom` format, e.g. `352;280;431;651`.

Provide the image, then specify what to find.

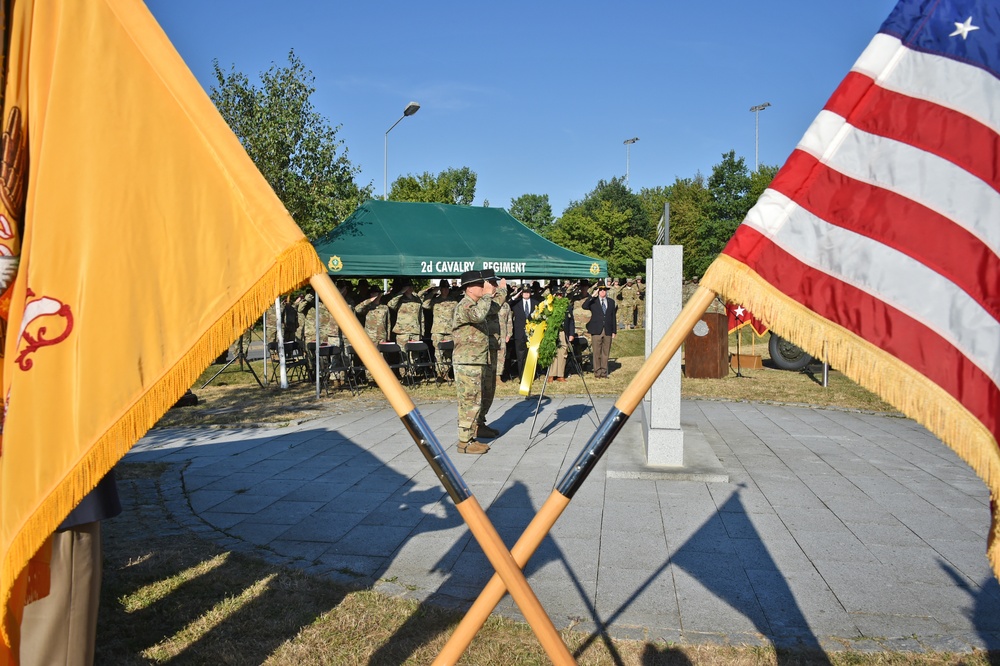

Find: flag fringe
2;239;323;651
702;254;1000;579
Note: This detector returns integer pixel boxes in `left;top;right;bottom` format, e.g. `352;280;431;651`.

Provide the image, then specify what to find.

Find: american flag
701;0;1000;576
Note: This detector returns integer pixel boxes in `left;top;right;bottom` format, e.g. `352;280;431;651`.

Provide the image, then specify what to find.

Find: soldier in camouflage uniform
281;295;299;346
619;278;639;329
635;275;646;329
295;292;337;347
388;279;424;345
351;279;370;313
451;270;502;454
682;275;726;314
355;286;389;344
607;278;622;304
477;269;507;438
497;288;513;381
427;279;459;380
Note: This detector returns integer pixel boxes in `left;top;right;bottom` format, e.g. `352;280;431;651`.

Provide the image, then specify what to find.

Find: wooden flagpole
310;274;575;665
434;286;717;664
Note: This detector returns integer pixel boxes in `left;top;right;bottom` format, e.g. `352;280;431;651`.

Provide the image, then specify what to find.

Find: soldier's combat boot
476;424;500;439
458;440;489;454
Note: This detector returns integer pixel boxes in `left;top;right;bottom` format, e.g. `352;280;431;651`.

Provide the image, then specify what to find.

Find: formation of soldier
265;273;645;394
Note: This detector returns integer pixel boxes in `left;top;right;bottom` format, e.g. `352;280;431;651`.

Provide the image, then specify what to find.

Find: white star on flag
950;16;979;39
734;306;745;317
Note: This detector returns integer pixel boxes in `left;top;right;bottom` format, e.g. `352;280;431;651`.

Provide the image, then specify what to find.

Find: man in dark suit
510;284;540;382
583;281;617;378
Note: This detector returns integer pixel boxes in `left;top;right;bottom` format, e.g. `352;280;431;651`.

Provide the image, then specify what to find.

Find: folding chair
435;339;455;382
343;342;369;389
307;342;357;395
267;340;310;384
404;340;436;383
377;342;413;385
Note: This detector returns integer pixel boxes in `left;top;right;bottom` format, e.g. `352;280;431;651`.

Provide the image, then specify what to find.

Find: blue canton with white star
880;0;1000;79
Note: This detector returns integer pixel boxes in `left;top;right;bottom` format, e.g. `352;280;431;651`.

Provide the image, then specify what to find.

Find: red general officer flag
726;302;768;336
702;0;1000;578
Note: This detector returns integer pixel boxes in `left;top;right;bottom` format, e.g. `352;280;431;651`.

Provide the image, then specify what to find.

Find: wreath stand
527;341;600;440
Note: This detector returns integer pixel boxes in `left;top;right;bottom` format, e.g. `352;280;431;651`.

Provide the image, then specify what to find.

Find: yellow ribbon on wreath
519;324;547;395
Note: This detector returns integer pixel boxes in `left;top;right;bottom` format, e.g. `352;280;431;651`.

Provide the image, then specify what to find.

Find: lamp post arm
384;113;407;200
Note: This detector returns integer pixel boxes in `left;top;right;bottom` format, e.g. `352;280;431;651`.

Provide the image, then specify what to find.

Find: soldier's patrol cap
480;268;498;282
460;270;484;287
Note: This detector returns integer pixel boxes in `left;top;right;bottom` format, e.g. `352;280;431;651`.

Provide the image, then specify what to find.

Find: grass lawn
94;327;948;665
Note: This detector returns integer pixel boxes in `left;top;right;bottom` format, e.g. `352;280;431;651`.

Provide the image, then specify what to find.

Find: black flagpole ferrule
556;406;629;500
401;409;472;504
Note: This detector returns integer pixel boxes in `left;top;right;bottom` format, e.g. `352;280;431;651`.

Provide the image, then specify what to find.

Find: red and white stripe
724;33;1000;438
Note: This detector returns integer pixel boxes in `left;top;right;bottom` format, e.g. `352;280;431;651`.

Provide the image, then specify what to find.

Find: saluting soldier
355;286;389;344
388;278;423;345
451;270;499;454
427;279;459;381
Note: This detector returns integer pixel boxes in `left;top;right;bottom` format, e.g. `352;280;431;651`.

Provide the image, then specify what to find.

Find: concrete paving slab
123;397;1000;654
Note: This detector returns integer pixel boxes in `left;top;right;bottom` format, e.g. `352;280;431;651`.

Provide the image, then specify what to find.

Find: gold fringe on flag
1;240;322;655
702;254;1000;579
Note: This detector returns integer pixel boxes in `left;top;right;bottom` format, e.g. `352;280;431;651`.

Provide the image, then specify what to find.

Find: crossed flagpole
311;273;716;663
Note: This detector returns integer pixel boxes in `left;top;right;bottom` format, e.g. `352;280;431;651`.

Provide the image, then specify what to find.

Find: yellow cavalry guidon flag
0;0;324;659
701;0;1000;578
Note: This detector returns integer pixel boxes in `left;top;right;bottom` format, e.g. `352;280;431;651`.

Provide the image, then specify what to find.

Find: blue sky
145;1;897;217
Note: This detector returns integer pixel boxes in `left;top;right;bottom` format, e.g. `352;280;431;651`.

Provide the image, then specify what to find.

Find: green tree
637;186;671;243
749;164;779;205
665;174;711;279
550;180;650;276
210;50;370;240
609;235;654;278
572;177;651;240
508;194;554;233
691;151;753;276
547;207;607;259
389;167;477;205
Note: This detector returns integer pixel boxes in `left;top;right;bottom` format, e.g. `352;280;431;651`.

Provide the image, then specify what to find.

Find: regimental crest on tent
328;255;343;272
589;263;600;275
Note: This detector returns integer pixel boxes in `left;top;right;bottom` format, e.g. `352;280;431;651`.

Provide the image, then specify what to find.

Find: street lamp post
623;137;639;188
749;102;771;171
384;101;420;200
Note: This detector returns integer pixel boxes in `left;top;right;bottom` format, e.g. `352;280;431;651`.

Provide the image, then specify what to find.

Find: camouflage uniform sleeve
422;291;438;311
500;304;512;339
453;294;492;328
387;292;404;310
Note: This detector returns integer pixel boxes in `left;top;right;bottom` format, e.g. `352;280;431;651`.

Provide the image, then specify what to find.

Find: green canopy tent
312;200;607;278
